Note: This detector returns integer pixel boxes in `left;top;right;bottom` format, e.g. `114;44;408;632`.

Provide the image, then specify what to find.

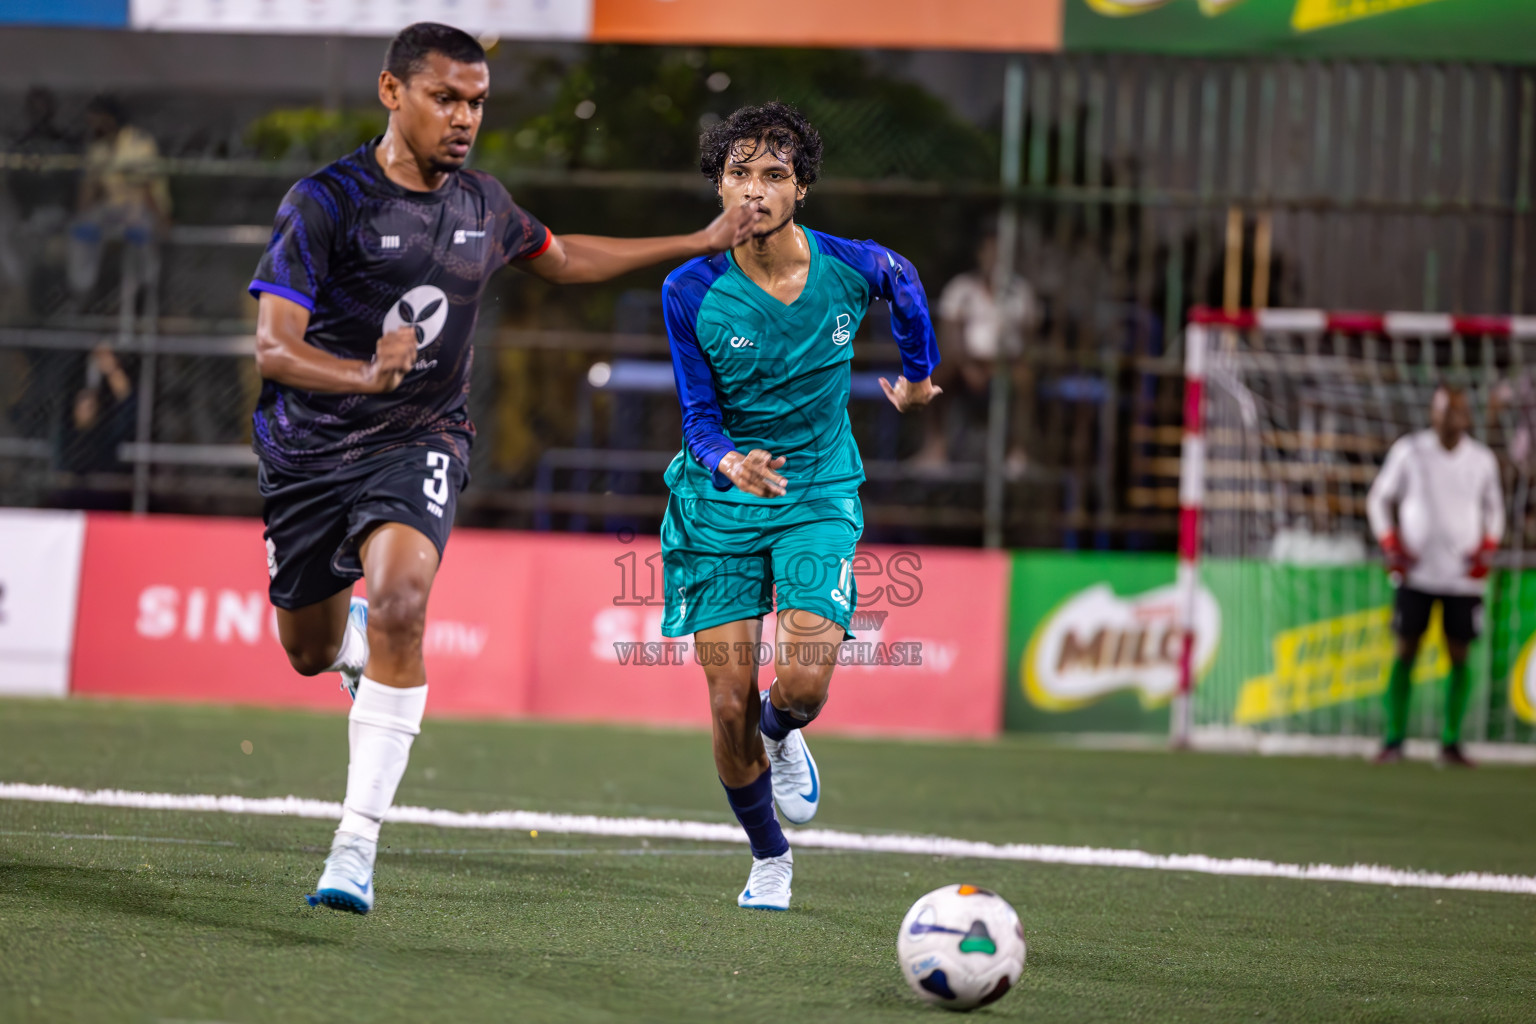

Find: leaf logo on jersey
383;285;450;349
831;313;852;345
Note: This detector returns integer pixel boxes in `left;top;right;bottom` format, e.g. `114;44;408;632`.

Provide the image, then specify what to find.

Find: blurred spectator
12;85;74;165
53;344;136;510
1;87;76;305
67;96;171;312
3;88;80;445
910;226;1036;476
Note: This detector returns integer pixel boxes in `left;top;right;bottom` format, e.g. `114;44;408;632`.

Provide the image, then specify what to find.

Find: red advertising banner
530;533;1008;737
72;514;1007;737
590;0;1063;52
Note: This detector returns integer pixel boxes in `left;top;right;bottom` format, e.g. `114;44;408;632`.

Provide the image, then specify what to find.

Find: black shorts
260;443;469;611
1392;587;1483;644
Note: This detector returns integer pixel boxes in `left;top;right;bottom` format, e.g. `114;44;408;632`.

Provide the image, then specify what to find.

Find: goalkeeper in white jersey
1366;386;1504;766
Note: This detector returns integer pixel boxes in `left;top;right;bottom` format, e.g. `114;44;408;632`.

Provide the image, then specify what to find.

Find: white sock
337;676;427;843
324;615;368;673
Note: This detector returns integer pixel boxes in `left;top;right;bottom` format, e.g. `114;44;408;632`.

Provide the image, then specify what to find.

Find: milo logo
1022;582;1220;711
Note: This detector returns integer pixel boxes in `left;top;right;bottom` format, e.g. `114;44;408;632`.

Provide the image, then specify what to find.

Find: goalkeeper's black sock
1383;657;1413;748
1442;660;1472;747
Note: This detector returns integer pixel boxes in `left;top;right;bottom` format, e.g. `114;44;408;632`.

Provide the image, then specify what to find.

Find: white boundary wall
0;509;86;697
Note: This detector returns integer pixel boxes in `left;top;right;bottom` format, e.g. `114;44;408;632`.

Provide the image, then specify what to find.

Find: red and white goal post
1172;307;1536;754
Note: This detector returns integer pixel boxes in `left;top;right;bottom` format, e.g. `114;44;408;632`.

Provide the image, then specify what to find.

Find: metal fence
1;53;1532;548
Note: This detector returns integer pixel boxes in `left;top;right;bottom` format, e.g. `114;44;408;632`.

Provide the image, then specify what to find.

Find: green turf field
1;698;1532;1023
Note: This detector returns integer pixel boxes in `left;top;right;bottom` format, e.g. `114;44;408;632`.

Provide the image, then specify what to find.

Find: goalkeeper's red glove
1467;537;1499;580
1380;532;1415;583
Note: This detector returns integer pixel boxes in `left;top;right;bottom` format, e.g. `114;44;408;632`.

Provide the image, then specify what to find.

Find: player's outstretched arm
254;292;417;394
520;205;760;285
815;235;942;413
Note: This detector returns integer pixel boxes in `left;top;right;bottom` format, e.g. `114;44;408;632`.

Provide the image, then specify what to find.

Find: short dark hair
385;22;486;83
700;102;823;194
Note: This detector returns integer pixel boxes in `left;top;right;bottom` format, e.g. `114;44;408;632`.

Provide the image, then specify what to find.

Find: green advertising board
1196;558;1475;739
1065;0;1536;63
1006;550;1536;740
1484;568;1536;743
1005;551;1183;733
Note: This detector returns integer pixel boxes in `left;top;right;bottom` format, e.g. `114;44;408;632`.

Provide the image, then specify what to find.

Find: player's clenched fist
720;448;788;497
366;325;418;393
879;374;942;413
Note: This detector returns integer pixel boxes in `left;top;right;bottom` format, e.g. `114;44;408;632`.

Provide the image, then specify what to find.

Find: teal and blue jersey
661;226;939;504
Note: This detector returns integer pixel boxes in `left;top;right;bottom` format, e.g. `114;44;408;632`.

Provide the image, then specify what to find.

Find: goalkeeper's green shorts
659;493;862;639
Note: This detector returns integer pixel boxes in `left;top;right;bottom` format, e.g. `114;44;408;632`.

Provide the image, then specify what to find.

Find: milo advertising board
1065;0;1536;63
1005;552;1218;733
1007;551;1535;740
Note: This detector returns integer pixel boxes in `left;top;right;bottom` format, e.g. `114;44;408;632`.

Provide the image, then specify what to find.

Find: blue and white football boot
306;832;377;915
338;597;369;702
737;849;793;911
760;688;821;824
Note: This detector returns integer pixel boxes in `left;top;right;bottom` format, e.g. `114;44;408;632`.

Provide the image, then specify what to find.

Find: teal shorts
660;494;863;639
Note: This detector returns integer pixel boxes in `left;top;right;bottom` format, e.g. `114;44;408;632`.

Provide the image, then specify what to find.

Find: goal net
1174;308;1536;751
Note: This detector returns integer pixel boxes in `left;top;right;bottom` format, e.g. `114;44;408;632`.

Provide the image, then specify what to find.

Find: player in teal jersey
660;103;942;910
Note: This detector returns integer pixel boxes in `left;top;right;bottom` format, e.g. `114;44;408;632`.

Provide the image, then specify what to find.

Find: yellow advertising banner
1289;0;1448;32
1066;0;1534;61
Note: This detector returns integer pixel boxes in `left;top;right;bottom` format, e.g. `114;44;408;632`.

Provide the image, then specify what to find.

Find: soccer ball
897;884;1026;1011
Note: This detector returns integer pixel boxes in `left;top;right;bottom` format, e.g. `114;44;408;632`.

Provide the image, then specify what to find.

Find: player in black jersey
249;23;760;914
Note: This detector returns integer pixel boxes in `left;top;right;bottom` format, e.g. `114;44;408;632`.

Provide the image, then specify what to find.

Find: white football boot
737;849;793;911
306;831;377;914
338;597;369;701
760;688;821;824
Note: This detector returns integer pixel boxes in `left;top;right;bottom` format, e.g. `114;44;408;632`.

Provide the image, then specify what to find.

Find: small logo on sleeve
381;235;400;250
730;336;755;348
453;229;487;245
831;313;852;345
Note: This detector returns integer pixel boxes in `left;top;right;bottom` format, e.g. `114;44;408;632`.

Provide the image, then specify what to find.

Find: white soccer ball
897;884;1026;1011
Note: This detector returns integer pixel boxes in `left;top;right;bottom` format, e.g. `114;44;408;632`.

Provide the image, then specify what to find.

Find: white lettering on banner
588;603;958;674
184;588;206;641
424;621;488;659
132;584;485;659
136;586;179;639
591;607;667;662
0;509;87;697
833;638;955;674
215;591;266;645
1024;582;1221;711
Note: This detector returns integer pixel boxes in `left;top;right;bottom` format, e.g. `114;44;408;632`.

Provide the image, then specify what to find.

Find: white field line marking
3;782;1533;896
0;829;751;858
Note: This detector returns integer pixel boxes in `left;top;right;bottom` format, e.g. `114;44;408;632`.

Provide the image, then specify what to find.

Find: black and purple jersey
249;139;551;470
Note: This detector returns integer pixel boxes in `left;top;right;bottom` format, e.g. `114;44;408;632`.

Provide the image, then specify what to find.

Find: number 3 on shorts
424;452;451;505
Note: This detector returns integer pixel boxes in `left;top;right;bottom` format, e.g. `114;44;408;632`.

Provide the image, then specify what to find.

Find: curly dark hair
699;102;823;195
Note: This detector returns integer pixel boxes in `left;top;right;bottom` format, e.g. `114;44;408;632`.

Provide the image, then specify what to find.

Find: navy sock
721;770;789;860
759;686;818;742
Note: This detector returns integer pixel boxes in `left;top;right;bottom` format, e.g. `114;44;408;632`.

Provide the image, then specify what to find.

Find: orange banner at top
591;0;1063;52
